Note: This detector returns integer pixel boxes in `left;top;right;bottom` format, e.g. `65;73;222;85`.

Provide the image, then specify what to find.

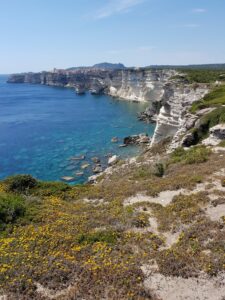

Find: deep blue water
0;75;155;183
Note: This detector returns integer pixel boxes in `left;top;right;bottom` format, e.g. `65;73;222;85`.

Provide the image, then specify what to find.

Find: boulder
210;124;225;140
202;124;225;146
108;155;119;166
92;165;103;174
88;175;98;183
124;133;150;145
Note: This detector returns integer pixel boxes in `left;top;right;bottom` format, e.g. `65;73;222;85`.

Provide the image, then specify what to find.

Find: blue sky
0;0;225;73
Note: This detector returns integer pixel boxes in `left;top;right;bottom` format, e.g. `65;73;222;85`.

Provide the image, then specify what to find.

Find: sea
0;75;155;183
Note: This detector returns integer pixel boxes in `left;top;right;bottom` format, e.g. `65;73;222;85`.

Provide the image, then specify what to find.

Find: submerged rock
81;163;90;169
70;155;85;161
61;176;76;182
91;157;100;163
76;172;84;176
111;137;119;143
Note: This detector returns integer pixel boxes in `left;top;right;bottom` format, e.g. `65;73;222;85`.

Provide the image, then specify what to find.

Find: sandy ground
142;269;225;300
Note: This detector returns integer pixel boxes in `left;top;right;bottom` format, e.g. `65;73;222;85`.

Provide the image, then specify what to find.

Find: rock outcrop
151;82;209;149
202;124;225;146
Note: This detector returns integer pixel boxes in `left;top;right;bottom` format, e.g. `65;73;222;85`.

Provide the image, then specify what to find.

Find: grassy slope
0;145;225;299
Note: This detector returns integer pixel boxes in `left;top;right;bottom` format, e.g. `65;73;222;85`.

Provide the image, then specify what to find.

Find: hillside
67;62;126;71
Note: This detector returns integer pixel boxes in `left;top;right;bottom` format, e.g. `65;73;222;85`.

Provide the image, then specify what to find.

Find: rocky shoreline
7;68;209;149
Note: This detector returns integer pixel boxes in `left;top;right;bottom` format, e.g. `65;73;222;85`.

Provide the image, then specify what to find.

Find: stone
88;175;98;183
92;165;103;174
124;135;139;145
210;124;225;140
70;155;85;161
81;163;90;169
111;137;119;143
202;124;225;146
76;172;84;176
91;157;100;163
108;155;119;166
61;176;76;182
124;134;149;145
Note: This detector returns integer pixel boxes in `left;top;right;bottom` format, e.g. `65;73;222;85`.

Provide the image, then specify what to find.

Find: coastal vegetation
0;138;225;299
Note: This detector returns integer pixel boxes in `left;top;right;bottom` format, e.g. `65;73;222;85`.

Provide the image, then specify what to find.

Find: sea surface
0;75;155;183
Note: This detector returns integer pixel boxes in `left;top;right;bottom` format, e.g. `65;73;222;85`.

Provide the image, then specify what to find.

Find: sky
0;0;225;73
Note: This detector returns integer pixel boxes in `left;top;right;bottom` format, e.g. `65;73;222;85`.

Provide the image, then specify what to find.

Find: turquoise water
0;75;155;183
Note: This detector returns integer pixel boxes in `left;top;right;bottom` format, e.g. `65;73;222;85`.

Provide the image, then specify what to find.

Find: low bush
0;193;25;230
77;230;120;245
32;181;70;197
132;212;150;228
171;146;211;165
153;162;165;177
4;174;37;193
191;84;225;113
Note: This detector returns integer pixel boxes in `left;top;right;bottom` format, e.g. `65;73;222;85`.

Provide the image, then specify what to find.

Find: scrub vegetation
0;144;225;299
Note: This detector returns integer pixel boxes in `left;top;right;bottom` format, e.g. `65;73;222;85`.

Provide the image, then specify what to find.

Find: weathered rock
88;175;98;183
202;124;225;146
210;124;225;139
124;134;150;145
108;155;119;166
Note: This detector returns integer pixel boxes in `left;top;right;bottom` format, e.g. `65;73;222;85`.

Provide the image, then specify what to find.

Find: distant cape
67;62;126;71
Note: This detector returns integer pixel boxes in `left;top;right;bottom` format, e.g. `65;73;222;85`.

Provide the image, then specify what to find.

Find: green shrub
153;163;165;177
171;146;211;165
219;140;225;147
186;107;225;146
33;181;70;197
191;85;225;113
0;193;25;229
180;69;225;84
77;230;119;245
4;175;37;193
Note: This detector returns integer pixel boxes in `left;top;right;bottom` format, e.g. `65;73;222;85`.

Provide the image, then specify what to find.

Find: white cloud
184;23;200;28
192;8;206;13
94;0;145;19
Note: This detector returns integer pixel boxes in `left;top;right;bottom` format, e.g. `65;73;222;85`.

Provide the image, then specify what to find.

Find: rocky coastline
7;68;209;149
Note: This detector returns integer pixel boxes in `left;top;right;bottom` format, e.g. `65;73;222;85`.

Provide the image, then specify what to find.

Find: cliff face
7;69;175;102
7;69;208;147
151;82;209;148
